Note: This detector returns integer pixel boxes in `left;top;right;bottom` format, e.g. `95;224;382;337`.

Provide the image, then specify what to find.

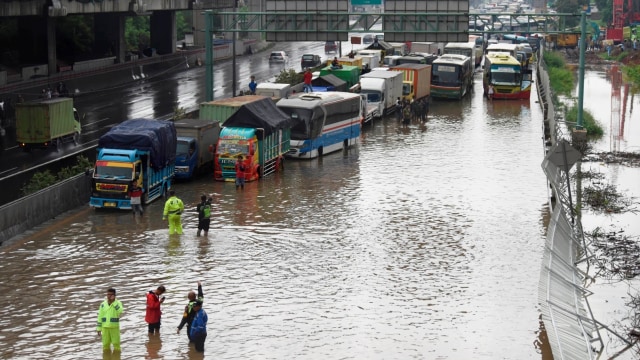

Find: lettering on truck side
96;183;128;192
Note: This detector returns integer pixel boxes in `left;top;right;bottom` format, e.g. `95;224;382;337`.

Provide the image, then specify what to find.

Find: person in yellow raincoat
96;288;124;352
163;190;184;235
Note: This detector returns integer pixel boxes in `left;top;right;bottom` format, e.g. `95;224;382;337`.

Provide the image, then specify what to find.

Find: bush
565;105;604;137
543;52;574;96
22;155;93;196
275;69;303;85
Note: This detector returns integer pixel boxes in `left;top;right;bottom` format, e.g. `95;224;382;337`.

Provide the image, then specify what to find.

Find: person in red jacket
145;285;166;334
303;68;313;93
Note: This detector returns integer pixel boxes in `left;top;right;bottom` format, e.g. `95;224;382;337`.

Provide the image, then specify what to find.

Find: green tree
275;69;303;85
125;16;150;52
552;0;581;28
56;15;95;60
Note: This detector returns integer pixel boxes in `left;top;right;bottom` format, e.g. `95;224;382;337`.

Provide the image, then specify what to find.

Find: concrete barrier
73;57;116;72
0;173;91;245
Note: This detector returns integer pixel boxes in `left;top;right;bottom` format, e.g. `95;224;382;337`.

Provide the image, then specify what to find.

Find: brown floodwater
0;67;636;359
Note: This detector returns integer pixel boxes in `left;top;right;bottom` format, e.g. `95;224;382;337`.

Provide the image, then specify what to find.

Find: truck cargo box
98;118;177;170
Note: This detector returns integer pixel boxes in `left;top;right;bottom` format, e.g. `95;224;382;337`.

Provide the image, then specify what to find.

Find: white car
269;51;289;64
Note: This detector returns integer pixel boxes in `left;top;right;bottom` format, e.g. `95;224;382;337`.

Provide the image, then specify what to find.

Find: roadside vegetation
541;14;640;350
543;51;604;137
21;155;92;196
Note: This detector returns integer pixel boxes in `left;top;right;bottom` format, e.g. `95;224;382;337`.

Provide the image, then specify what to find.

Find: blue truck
89;119;176;209
173;118;220;180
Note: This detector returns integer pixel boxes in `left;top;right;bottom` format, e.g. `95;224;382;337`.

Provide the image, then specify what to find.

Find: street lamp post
232;0;237;97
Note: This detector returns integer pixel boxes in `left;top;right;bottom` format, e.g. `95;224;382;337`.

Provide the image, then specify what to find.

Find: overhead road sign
351;0;383;4
265;0;350;41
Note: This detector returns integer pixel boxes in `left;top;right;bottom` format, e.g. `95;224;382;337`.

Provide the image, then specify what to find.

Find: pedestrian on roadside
410;99;420;122
303;68;313;93
177;280;204;342
235;155;246;190
402;104;411;127
488;84;494;101
248;75;257;95
190;301;208;352
421;97;430;122
196;194;212;236
129;183;143;217
395;97;403;121
163;190;184;235
97;288;124;353
145;285;166;334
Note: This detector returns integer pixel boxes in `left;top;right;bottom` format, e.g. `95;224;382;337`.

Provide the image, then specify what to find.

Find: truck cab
214;127;261;182
175;136;198;179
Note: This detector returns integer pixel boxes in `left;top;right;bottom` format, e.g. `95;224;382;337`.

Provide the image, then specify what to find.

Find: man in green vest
96;288;124;352
196;194;212;236
163;190;184;235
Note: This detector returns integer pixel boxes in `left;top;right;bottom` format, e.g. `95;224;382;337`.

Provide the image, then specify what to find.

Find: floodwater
0;66;635;359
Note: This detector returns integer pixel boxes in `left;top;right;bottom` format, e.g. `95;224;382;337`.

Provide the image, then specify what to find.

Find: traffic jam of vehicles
34;0;596;212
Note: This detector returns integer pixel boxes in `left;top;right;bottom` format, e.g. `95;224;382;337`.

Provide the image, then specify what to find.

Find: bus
483;53;532;100
430;54;474;100
275;92;363;159
486;43;528;67
443;42;482;69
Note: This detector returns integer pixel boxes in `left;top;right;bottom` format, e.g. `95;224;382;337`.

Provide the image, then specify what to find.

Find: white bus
276;92;363;159
444;42;482;68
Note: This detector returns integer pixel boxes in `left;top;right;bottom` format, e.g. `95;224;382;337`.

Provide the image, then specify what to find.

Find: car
363;34;375;44
324;41;338;54
301;54;322;70
269;51;288;63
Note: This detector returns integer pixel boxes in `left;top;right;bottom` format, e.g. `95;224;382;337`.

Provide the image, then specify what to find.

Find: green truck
199;95;269;123
319;65;361;88
15;97;81;152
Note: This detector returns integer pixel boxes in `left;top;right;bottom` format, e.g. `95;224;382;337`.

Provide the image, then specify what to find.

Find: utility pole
205;10;213;102
577;7;588;130
232;0;238;97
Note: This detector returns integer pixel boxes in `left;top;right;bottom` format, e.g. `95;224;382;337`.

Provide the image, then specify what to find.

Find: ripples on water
0;77;550;359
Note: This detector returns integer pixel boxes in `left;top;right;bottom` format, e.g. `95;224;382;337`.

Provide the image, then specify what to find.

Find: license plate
104;202;116;207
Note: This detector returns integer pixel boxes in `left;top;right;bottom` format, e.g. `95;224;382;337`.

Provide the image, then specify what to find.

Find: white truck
255;82;292;101
356;49;382;68
359;70;403;118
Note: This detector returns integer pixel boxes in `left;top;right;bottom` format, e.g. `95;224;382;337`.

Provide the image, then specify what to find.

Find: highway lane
0;39;372;202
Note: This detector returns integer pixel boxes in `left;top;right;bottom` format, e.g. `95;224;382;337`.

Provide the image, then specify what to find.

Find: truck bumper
174;166;193;179
90;198;132;209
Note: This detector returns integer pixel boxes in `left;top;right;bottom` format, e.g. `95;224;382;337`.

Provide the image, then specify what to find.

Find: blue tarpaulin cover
98;118;177;169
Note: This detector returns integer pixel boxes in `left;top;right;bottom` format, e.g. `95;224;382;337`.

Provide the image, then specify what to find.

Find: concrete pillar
47;17;57;75
150;11;176;55
95;13;125;63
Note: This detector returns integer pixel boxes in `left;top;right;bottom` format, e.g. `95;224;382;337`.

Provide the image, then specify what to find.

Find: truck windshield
218;141;248;156
94;163;133;179
176;140;191;156
278;108;314;139
360;91;381;103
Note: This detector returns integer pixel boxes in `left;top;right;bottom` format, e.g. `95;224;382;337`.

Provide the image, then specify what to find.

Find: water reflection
0;70;552;359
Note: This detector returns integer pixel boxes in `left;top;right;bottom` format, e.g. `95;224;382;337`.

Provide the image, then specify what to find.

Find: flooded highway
1;58;638;359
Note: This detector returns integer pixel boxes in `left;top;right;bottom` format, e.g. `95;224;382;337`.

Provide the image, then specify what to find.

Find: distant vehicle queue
84;35;537;211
